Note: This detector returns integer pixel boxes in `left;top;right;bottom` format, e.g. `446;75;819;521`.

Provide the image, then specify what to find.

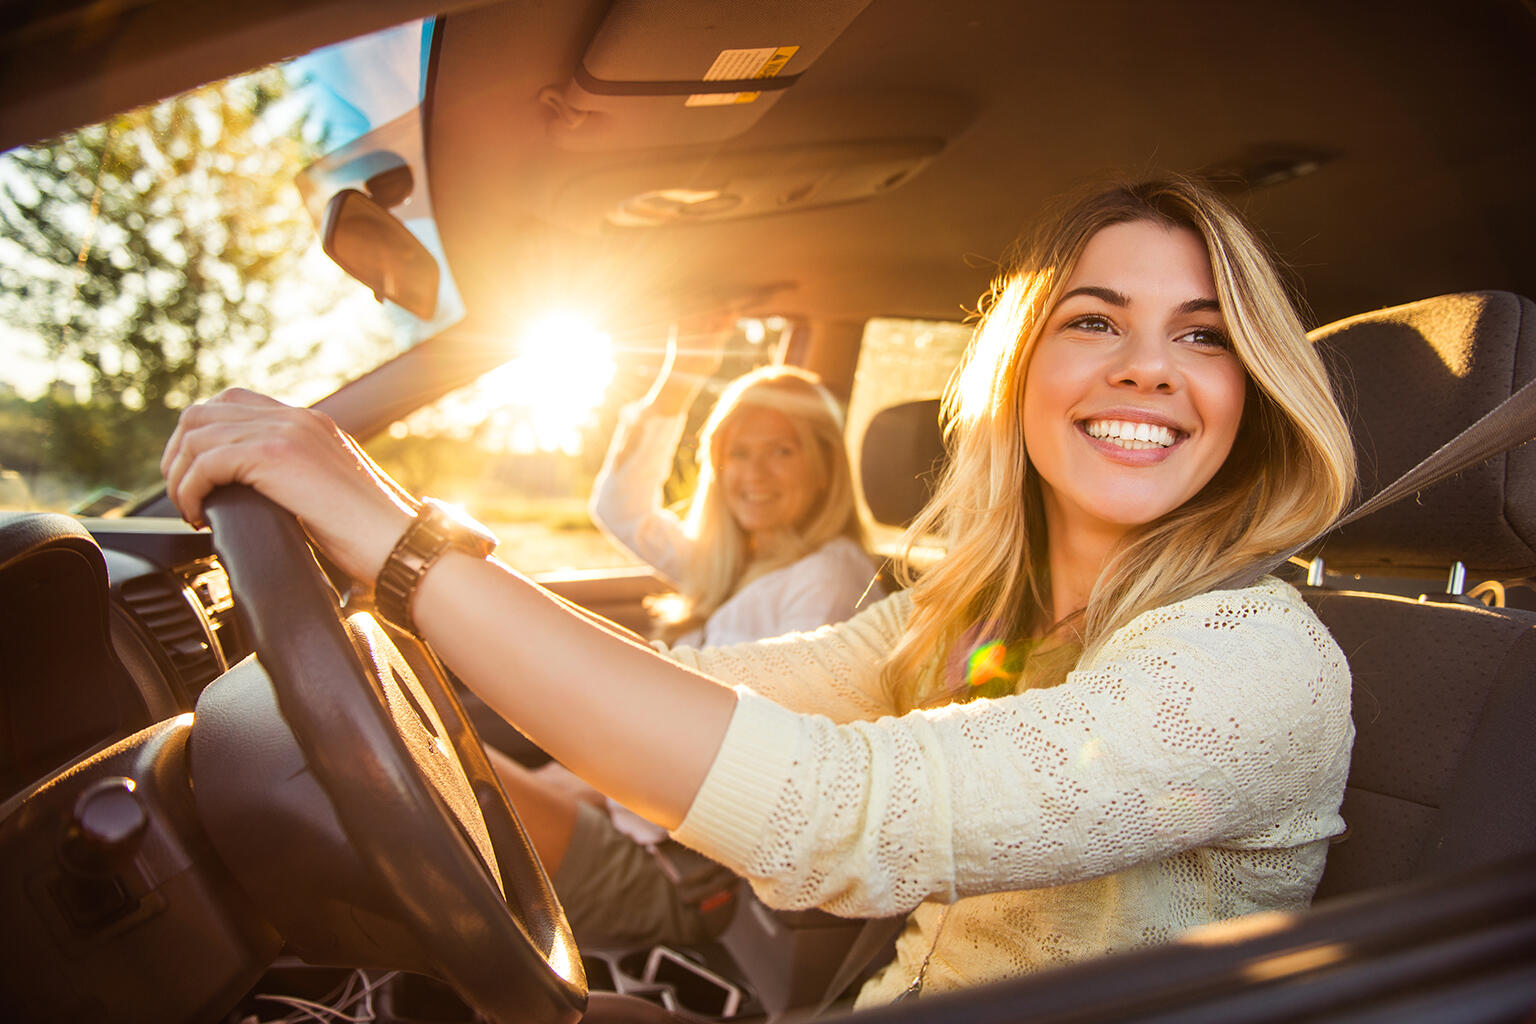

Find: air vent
119;572;224;697
187;559;248;666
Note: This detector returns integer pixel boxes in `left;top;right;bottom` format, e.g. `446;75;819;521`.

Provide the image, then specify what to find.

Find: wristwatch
374;498;498;635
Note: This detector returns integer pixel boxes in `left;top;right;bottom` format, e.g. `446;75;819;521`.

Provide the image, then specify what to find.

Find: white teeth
1083;419;1178;449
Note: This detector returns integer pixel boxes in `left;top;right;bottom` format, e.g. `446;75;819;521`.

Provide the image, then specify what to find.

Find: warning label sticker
686;45;800;106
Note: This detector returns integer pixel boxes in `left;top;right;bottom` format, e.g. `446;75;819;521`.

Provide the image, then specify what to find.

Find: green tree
0;66;328;493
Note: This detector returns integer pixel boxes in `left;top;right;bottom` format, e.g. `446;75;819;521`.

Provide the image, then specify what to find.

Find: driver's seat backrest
1301;590;1536;899
1298;290;1536;900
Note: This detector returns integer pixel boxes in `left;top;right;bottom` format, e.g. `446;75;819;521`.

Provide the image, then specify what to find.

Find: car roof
427;0;1536;335
7;1;1532;346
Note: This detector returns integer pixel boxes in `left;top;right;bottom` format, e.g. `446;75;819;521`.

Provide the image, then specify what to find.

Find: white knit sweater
665;577;1353;1004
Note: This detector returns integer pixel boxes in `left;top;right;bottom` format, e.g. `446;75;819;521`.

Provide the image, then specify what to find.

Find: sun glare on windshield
503;312;617;452
399;312;617;455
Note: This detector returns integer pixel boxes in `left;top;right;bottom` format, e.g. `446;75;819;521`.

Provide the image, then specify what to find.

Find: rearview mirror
321;188;440;319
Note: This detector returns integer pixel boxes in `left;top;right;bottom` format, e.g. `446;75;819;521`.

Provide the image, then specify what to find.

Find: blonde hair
882;177;1356;712
664;365;867;629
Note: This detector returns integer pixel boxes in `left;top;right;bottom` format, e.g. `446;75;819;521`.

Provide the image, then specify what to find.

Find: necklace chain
892;905;951;1004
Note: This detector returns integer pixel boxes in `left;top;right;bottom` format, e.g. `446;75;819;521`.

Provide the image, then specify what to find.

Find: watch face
422;498;499;554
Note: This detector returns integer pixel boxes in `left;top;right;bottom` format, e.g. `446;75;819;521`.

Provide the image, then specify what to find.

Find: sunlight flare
400;311;616;453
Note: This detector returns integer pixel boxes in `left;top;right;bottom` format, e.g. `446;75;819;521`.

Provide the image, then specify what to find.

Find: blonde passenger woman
590;327;882;647
504;337;886;948
162;177;1358;1006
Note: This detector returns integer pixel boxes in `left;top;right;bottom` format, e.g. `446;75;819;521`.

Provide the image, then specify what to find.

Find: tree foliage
0;66;327;494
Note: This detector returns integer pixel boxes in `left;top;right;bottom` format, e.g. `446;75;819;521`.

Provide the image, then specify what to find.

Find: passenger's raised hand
646;314;734;415
667;313;732;381
160;388;414;584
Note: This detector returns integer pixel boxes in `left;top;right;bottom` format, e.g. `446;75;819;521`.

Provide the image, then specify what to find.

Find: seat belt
1226;370;1536;589
806;373;1536;1016
800;916;903;1018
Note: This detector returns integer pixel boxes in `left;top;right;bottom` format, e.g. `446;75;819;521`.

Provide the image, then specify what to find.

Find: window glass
363;319;783;576
0;20;445;515
845;317;975;551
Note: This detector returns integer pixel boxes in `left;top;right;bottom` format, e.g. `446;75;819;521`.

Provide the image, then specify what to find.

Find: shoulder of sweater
1134;575;1310;623
1086;576;1336;668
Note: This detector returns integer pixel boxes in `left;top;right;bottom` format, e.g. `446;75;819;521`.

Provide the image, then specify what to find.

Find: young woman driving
162;177;1356;1005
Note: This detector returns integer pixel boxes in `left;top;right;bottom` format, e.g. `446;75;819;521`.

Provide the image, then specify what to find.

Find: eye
1178;326;1232;350
1066;313;1116;334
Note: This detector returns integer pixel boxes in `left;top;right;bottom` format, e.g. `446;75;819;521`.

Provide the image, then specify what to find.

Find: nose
1109;332;1179;393
734;450;770;480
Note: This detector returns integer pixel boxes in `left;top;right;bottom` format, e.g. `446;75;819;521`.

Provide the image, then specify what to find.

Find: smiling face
718;405;822;550
1022;219;1248;558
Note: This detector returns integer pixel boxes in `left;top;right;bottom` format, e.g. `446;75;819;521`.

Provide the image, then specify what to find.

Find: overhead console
542;0;873;150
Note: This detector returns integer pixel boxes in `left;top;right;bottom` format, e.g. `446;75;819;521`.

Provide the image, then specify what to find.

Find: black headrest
860;398;944;527
1312;291;1536;578
858;292;1536;580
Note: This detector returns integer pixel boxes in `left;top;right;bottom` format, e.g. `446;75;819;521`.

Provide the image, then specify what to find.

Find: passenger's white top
589;406;883;646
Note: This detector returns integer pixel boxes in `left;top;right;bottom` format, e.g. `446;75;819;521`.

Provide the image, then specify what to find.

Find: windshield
0;13;944;580
0;19;449;515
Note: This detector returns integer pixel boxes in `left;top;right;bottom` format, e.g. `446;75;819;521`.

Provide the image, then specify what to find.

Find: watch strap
375;499;495;635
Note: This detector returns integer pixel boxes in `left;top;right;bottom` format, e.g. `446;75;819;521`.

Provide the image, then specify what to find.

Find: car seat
1303;290;1536;899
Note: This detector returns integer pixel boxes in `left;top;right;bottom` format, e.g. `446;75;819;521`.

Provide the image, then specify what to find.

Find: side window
845;317;974;551
362;319;782;575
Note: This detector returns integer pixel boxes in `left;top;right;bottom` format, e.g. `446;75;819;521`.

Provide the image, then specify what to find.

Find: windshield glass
0;19;450;515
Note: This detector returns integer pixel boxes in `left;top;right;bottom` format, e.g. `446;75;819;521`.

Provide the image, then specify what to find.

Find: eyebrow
1057;287;1222;317
1060;285;1129;306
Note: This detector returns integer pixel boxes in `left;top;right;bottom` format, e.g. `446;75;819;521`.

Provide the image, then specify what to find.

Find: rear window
845;316;974;551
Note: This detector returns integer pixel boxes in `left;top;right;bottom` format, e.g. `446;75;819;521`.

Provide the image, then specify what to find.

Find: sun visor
543;0;872;151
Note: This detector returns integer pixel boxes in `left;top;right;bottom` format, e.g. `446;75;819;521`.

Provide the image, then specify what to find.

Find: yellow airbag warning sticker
687;45;800;106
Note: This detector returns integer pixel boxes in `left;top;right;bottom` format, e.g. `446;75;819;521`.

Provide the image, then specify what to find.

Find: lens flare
402;312;617;453
966;640;1011;688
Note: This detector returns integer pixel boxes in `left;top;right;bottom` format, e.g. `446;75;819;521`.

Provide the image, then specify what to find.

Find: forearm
412;550;737;828
644;368;709;416
589;409;692;581
640;314;730;415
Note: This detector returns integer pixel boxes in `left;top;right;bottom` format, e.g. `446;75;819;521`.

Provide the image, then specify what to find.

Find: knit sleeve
671;579;1353;919
662;589;912;723
588;404;693;584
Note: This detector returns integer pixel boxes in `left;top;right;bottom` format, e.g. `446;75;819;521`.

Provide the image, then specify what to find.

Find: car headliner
4;0;1534;342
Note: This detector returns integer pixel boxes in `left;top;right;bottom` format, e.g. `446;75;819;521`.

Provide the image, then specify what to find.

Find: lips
1081;418;1183;450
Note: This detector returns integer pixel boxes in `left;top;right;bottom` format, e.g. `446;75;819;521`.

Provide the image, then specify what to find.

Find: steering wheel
193;485;586;1024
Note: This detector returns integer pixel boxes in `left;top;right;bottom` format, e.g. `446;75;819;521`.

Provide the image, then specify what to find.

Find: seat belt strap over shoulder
1228;371;1536;590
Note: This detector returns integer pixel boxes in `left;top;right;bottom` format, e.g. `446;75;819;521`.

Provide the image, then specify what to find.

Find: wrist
374;498;498;635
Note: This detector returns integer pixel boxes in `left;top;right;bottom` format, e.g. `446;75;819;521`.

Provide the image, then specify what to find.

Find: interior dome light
610;188;742;226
